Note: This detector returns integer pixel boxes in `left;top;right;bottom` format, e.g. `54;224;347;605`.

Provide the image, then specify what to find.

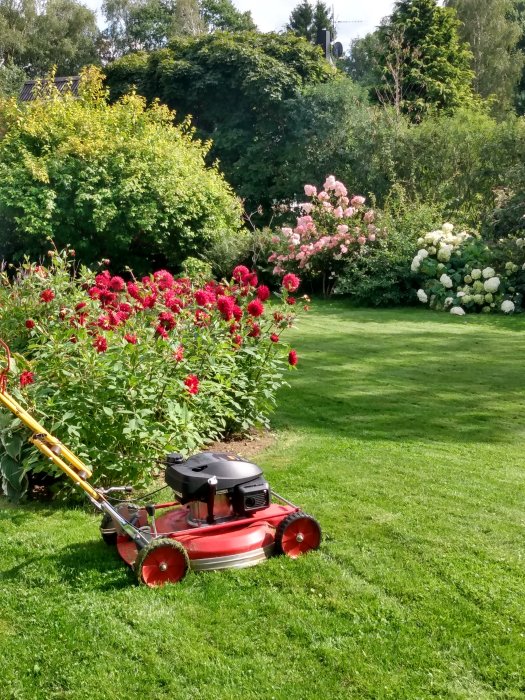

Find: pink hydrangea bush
0;250;305;500
269;175;383;295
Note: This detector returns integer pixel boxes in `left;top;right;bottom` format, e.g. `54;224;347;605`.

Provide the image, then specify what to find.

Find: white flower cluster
412;223;519;316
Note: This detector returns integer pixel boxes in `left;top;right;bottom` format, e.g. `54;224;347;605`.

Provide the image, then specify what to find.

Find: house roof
19;76;81;102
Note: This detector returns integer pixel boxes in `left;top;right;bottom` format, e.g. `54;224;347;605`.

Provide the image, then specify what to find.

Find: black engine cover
165;451;266;504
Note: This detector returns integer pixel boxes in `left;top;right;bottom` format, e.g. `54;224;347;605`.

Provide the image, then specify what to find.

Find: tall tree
102;0;256;59
445;0;524;112
105;32;336;209
347;0;475;121
0;0;99;75
312;1;335;39
171;0;205;36
287;1;334;42
201;0;255;32
286;0;314;42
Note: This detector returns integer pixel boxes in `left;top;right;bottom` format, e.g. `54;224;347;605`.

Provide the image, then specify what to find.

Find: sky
85;0;397;49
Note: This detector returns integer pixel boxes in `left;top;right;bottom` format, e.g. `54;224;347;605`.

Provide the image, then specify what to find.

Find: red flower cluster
184;374;199;395
20;370;34;387
288;350;298;366
40;289;55;303
282;273;301;293
25;319;35;329
93;335;108;353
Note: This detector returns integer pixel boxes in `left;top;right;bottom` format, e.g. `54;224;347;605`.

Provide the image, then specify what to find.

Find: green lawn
1;303;525;699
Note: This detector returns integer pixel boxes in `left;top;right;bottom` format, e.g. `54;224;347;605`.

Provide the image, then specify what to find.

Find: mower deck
117;503;298;572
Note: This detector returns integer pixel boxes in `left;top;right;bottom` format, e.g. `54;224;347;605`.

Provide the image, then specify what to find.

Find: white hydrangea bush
412;224;523;315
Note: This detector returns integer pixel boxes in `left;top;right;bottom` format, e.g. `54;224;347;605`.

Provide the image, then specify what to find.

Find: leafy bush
269;176;382;296
0;251;304;501
105;32;336;212
0;67;243;272
412;224;523;315
335;197;444;306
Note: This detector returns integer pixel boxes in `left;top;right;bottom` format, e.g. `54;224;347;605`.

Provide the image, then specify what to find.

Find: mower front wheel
135;538;190;587
100;512;117;546
275;512;321;559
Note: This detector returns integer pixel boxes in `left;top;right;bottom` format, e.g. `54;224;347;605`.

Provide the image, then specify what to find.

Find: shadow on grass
277;318;525;444
1;539;134;591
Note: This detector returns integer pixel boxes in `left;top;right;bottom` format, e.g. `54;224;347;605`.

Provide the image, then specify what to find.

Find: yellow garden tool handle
0;338;97;496
0;339;151;549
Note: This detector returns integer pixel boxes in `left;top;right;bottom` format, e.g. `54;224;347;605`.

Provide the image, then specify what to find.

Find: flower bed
412;224;524;314
269;176;382;295
0;251;305;500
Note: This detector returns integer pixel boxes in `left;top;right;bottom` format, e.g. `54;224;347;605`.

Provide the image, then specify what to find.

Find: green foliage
0;0;100;75
286;1;335;42
335;198;444;306
412;224;525;314
0;67;243;272
105;31;337;211
445;0;524;115
201;0;255;32
0;251;304;500
180;255;212;283
0;59;25;97
101;0;256;59
348;0;475;120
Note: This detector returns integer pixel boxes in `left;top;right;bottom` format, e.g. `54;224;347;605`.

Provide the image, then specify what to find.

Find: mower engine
164;451;271;526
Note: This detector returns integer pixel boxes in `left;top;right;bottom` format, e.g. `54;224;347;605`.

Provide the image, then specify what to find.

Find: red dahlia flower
173;345;184;362
286;296;296;306
270;333;279;343
25;319;35;329
142;294;157;309
247;299;264;317
232;334;243;346
256;285;270;302
93;335;108;353
20;370;34;387
232;305;243;321
155;324;168;339
232;265;250;283
127;282;141;300
288;350;298;366
154;270;175;290
184;374;199;395
217;295;235;320
109;276;125;292
40;288;55;303
248;323;261;338
124;333;137;345
158;311;176;330
245;272;258;287
95;271;111;288
282;273;301;293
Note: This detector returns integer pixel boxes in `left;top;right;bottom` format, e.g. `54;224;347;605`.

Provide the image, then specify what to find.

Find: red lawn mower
0;341;321;587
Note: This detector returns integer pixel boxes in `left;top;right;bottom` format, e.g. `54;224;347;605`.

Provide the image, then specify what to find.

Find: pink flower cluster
269;176;380;275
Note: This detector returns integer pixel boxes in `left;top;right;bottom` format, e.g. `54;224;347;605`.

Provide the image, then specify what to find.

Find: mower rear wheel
135;538;190;587
275;512;321;559
100;512;117;546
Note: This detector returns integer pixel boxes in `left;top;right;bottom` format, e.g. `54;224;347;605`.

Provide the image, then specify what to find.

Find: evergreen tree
286;0;314;42
286;1;335;43
312;1;335;39
370;0;475;120
445;0;523;113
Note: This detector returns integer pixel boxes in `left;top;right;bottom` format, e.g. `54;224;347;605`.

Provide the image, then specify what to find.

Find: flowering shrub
412;224;523;314
269;175;382;295
0;251;304;500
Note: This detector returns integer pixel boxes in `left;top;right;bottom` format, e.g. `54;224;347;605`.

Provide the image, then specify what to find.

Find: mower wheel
275;512;321;559
100;512;117;546
135;538;190;587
